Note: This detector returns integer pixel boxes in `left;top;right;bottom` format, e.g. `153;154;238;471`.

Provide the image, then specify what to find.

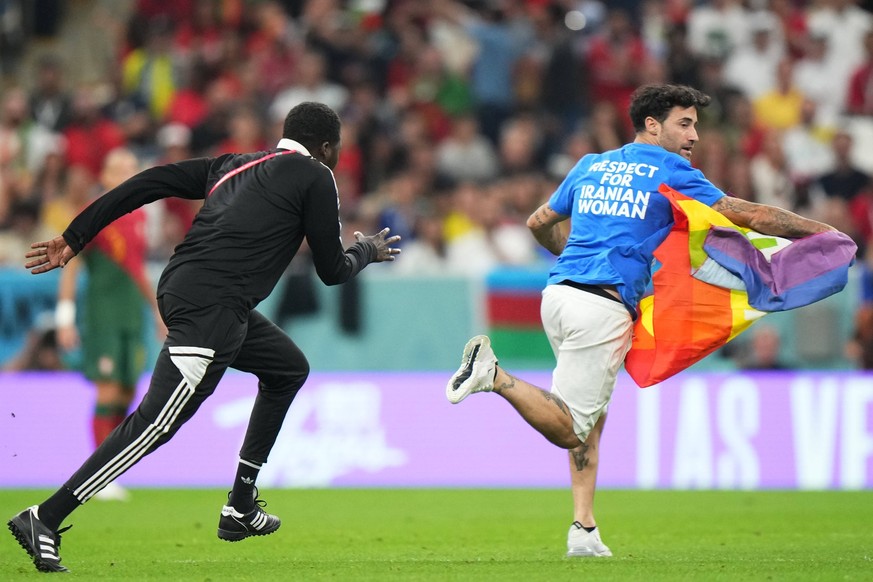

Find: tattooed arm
527;203;570;255
711;196;836;238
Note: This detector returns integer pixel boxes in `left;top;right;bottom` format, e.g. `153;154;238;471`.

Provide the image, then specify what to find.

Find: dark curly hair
282;102;341;151
628;84;711;133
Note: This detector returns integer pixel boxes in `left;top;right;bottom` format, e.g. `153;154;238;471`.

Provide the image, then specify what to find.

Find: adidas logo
240;476;254;485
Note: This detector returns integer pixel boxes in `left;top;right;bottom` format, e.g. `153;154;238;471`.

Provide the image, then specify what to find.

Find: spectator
406;45;472;139
793;28;846;126
547;130;596;182
812;130;870;204
586;101;627;154
507;5;546;111
846;247;873;368
133;0;195;23
807;0;873;98
172;0;228;69
782;98;836;187
1;86;59;197
443;180;482;243
691;128;731;191
40;164;97;235
332;120;365;208
722;14;784;101
844;181;873;256
432;0;532;144
753;58;805;132
722;92;767;160
0;87;31;223
846;28;873;116
384;19;430;106
750;129;796;211
724;153;755;202
165;59;213;129
694;49;741;126
0;199;53;266
638;0;670;59
445;180;538;276
532;4;587;141
770;0;809;60
269;50;349;127
28;54;73;132
2;313;64;372
0;0;26;79
663;24;702;89
373;170;428;248
121;15;181;121
189;76;236;155
585;8;651;132
244;1;302;99
26;136;68;210
404;138;456;198
436;114;499;184
685;0;750;60
503;171;549;226
112;99;161;166
497;114;544;175
62;86;126;178
738;325;791;370
212;105;268;155
392;212;450;276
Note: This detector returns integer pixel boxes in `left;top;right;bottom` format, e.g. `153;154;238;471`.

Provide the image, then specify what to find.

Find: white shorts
541;284;634;441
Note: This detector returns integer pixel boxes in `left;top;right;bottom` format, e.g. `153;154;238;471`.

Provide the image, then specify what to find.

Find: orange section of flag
625;185;763;387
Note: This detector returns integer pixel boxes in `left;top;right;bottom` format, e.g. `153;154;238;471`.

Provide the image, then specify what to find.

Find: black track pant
62;294;309;502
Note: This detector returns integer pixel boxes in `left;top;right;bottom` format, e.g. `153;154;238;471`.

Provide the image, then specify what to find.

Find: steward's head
283;102;342;170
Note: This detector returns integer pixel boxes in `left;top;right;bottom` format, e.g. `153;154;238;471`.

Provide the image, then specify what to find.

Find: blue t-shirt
547;143;725;313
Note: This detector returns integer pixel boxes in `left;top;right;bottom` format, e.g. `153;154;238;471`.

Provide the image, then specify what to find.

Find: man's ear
320;141;331;157
644;116;660;137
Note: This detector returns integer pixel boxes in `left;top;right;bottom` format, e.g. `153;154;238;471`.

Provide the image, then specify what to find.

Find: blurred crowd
3;0;873;268
0;0;873;370
2;0;873;367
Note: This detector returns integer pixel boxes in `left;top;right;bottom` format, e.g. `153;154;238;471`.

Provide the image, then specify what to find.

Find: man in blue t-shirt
446;84;838;558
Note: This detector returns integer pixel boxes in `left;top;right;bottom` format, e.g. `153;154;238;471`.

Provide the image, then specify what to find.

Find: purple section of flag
704;229;856;312
1;371;871;489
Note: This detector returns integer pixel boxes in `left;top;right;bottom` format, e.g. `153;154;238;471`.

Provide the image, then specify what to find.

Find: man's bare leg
568;414;605;527
492;366;581;450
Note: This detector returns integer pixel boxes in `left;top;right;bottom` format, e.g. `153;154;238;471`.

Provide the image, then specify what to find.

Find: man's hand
25;236;77;274
355;227;402;262
56;324;80;352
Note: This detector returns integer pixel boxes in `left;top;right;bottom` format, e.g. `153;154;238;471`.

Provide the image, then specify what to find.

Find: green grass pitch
1;489;870;580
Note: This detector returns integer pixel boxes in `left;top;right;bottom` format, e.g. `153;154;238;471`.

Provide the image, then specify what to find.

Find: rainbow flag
624;185;857;388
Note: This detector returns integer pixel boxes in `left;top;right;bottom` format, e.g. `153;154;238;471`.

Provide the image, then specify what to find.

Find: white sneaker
446;335;498;404
93;482;130;502
566;522;612;557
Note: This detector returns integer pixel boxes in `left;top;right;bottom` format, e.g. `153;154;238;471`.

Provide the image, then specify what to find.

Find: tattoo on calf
572;443;591;471
539;390;569;416
494;375;517;393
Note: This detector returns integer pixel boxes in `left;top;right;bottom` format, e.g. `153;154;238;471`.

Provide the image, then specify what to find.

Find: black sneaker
7;506;71;573
217;490;280;542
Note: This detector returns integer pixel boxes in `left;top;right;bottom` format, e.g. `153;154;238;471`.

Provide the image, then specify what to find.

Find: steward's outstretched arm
63;158;217;253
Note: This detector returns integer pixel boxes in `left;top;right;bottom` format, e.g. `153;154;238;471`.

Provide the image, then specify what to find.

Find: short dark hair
282;102;341;151
628;84;711;133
